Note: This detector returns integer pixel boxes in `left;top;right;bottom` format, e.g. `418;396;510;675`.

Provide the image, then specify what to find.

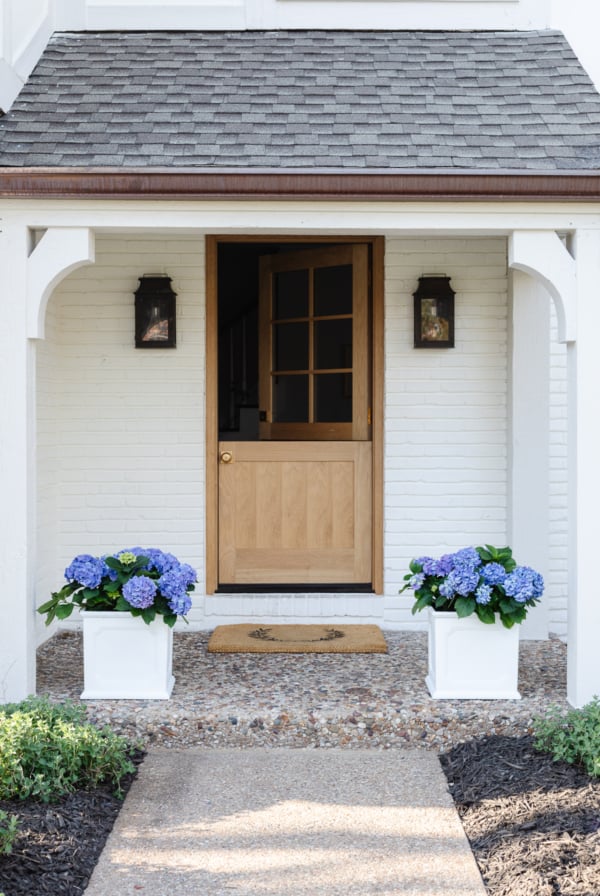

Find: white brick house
1;1;599;707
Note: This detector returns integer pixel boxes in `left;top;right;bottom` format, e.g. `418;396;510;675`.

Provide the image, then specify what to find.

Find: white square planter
426;608;521;700
81;611;175;700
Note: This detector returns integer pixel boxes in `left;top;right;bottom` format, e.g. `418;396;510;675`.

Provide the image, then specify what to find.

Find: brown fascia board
2;168;600;200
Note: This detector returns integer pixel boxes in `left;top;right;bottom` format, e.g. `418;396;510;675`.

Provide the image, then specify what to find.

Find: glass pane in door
274;269;309;319
314;264;353;316
273;374;309;423
315;319;352;370
314;373;352;422
274;322;309;371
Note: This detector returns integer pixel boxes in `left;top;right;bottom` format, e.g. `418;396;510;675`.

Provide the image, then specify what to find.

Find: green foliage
0;696;136;802
477;544;516;570
533;697;600;777
0;809;18;855
1;694;88;725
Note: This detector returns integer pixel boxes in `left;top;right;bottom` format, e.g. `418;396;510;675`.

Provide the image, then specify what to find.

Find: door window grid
271;265;353;424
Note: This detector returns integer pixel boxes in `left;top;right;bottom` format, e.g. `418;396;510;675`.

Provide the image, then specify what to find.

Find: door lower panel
218;441;372;585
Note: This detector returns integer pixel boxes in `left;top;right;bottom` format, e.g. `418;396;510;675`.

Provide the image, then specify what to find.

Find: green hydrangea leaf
454;597;476;618
475;604;496;624
54;604;74;621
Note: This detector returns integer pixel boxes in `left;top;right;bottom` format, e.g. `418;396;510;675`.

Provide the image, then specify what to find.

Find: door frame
205;234;384;595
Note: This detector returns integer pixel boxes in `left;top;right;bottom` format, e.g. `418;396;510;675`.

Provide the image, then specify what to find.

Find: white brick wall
35;233;568;633
35;235;206;627
383;238;509;626
548;306;569;637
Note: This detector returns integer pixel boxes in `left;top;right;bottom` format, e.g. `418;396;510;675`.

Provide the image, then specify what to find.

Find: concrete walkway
85;748;487;896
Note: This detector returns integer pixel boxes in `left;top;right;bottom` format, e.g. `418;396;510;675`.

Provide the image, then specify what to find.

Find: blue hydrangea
178;563;197;587
434;554;455;576
143;549;179;575
158;569;188;601
481;562;507;586
409;572;426;590
504;567;544;604
415;557;435;575
418;553;454;577
446;567;481;597
107;568;119;582
439;577;456;599
167;592;192;617
475;584;493;605
122;575;157;609
64;555;106;589
452;547;482;571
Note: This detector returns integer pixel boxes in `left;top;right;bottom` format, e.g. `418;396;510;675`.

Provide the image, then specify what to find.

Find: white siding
80;0;547;32
551;0;600;92
0;0;556;35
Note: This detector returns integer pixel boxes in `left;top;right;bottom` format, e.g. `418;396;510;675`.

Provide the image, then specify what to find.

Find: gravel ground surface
37;629;569;748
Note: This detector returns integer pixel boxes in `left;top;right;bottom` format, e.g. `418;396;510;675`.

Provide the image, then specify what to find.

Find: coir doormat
207;624;387;654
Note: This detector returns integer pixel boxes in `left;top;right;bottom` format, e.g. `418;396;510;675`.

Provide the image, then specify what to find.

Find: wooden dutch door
214;242;374;588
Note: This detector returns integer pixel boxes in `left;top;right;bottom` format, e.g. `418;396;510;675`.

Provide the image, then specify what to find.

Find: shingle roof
2;29;600;171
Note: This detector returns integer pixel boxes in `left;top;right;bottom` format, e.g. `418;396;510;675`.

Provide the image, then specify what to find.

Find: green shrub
1;695;87;726
0;809;18;855
0;696;136;802
533;696;600;777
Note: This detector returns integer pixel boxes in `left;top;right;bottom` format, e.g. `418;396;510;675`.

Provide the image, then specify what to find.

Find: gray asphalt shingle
1;29;600;170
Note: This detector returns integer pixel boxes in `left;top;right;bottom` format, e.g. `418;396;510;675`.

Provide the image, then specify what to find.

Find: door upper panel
259;244;370;440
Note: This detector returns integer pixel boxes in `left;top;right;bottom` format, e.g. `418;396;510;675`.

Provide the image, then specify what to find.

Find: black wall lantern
134;275;177;348
413;275;455;348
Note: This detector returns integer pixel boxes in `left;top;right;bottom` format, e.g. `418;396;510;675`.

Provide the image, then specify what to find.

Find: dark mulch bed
0;754;143;896
0;739;597;896
441;735;600;896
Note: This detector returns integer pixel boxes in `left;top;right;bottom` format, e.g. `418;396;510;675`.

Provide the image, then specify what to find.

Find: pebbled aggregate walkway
37;630;568;751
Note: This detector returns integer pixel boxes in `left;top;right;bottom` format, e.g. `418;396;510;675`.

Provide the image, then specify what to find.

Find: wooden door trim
371;236;384;594
205;234;384;595
206;238;219;594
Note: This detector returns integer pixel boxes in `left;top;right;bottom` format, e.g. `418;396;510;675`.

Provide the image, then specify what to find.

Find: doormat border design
207;623;388;654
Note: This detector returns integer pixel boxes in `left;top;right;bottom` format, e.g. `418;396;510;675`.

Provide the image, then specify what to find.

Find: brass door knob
220;450;233;464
